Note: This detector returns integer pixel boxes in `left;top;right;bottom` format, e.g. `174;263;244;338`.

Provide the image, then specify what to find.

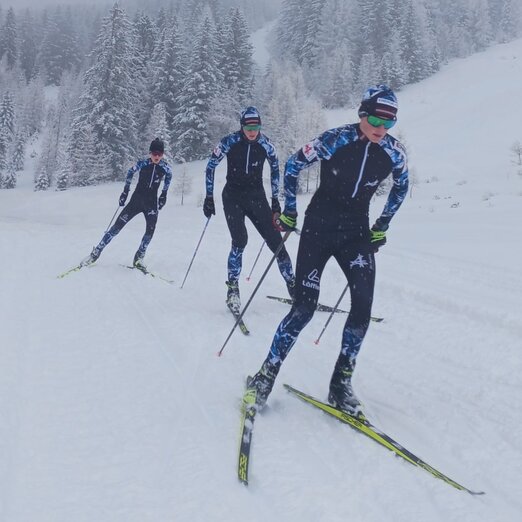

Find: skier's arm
263;139;281;199
124;160;147;190
284;126;355;212
205;136;234;197
374;154;409;230
162;163;173;192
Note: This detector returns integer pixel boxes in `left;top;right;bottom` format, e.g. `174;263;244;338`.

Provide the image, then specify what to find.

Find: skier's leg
247;229;332;408
246;197;295;290
134;207;158;265
90;201;140;261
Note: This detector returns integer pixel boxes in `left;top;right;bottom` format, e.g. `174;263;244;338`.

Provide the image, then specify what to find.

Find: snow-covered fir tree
173;164;193;205
69;3;139;182
0;8;17;70
0;91;15;174
173;17;217;161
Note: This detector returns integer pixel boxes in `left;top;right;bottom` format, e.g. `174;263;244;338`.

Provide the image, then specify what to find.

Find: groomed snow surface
1;39;522;522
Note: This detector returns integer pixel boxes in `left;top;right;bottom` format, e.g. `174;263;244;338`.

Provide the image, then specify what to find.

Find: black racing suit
96;158;172;259
264;123;409;369
205;130;294;284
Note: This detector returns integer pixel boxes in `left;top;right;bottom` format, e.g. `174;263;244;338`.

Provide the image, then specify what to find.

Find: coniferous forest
0;0;520;191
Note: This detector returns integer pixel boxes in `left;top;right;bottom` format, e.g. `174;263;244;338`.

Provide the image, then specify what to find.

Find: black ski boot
328;357;364;419
226;280;241;314
245;360;280;411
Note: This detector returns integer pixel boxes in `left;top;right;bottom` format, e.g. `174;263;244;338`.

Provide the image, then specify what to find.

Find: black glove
119;187;129;206
369;220;388;253
203;196;215;218
273;209;297;232
158;191;167;210
271;197;282;216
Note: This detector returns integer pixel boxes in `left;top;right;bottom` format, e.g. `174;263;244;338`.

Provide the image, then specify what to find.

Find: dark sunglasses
367;114;396;129
243;124;261;131
150;151;164;156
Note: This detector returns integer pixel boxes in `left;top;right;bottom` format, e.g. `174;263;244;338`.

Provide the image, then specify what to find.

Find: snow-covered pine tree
19;10;39;83
0;91;15;173
228;8;254;105
173;164;192;205
3;160;17;189
144;103;171;160
70;3;138;182
152;20;186;148
0;8;17;70
173;17;217;162
12;131;26;171
34;166;50;191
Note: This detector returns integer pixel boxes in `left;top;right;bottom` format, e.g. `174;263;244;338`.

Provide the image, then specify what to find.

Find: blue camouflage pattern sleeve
284;125;359;212
258;135;280;199
204;132;242;197
125;159;148;188
377;138;409;228
161;160;173;191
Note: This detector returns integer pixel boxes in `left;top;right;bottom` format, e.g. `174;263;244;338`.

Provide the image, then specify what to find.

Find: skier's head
149;138;164;164
358;84;398;143
358;84;398;121
240;106;261;142
149;138;165;154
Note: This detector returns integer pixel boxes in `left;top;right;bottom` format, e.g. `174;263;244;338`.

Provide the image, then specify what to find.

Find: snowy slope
1;39;522;522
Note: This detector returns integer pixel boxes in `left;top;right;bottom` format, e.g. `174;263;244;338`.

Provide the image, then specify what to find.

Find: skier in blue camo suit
245;85;409;417
203;107;296;313
84;138;172;268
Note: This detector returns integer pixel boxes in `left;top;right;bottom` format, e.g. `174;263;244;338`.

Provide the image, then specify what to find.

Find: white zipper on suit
245;144;251;174
149;164;156;188
352;141;370;198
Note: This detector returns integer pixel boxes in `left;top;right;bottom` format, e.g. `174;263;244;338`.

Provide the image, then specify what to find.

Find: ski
283;384;484;496
121;264;174;284
267;296;384;322
237;383;257;485
227;303;250;335
57;259;93;278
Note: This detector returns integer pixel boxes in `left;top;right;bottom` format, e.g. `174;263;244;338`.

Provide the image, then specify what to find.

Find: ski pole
314;282;349;345
245;241;265;281
104;204;121;233
180;217;211;289
218;230;292;357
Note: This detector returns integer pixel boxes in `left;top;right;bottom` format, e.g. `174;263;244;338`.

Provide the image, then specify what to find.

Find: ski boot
81;246;101;266
328;358;364;419
245;360;280;411
226;280;241;314
133;250;147;270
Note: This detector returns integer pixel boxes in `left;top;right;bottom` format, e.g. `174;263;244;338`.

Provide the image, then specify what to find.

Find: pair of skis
237;384;484;495
57;261;173;284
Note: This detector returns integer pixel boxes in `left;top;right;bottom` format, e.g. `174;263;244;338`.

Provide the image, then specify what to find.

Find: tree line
0;0;520;192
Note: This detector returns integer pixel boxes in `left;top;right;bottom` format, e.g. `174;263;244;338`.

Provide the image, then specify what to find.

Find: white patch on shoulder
213;145;222;156
302;142;317;161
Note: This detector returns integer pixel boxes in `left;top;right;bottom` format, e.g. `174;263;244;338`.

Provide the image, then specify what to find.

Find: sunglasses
243;124;261;131
150;151;164;156
367;114;396;129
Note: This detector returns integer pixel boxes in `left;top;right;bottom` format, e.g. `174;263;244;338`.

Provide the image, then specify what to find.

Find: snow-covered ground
1;39;522;522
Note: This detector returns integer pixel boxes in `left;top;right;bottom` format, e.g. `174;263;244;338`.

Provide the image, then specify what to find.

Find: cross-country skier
84;138;172;268
245;85;409;417
203;106;295;313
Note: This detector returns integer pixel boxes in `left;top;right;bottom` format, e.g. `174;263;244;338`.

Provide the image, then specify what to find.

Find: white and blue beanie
240;106;261;127
358;84;398;120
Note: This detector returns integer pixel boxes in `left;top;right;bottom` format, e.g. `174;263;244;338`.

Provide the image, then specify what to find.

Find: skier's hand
203;196;215;218
119;187;129;206
158;191;167;210
271;197;281;216
369;225;387;253
274;209;297;232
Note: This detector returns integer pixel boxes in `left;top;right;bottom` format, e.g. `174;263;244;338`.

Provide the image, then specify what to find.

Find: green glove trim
370;230;386;243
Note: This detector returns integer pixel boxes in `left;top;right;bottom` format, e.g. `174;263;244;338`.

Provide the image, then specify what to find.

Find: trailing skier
84;138;172;268
203;106;296;313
